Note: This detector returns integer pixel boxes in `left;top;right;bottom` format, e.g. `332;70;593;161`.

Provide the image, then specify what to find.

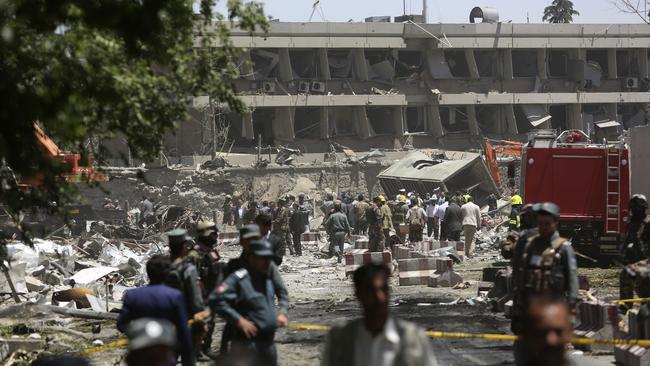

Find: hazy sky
216;0;649;24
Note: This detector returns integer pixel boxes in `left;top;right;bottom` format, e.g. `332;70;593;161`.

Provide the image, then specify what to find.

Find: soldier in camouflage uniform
166;228;209;361
187;221;224;359
367;197;385;252
511;202;578;365
272;198;290;258
620;195;650;308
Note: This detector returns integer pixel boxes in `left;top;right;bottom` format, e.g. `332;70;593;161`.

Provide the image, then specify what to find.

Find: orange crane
483;138;523;185
18;123;108;188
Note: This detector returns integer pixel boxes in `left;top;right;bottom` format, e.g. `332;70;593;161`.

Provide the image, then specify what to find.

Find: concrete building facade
187;18;650;154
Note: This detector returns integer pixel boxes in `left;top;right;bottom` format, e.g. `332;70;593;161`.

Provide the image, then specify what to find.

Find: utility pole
403;0;406;15
422;0;427;23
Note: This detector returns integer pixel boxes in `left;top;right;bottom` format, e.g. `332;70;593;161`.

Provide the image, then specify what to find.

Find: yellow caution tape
81;322;650;356
81;339;129;356
614;297;650;305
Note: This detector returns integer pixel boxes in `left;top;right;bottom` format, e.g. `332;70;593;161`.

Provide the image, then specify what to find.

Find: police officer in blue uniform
209;239;289;366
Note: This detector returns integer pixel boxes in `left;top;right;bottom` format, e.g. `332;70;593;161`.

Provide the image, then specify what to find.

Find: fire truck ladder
605;147;622;234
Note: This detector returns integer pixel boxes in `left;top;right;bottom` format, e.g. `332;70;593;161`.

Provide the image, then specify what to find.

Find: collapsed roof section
377;150;500;204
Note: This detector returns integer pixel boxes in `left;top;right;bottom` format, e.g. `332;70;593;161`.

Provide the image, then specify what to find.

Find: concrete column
242;111;254;140
503;105;518;134
351;49;369;81
502;49;514;80
637;49;648;79
427;104;444;138
271;107;295;141
354;107;374;139
319;107;330;139
277;49;293;82
317;48;331;80
465;49;480;79
607;49;618;79
537;49;547;79
466;105;480;136
567;104;583;130
239;50;255;80
391;107;405;137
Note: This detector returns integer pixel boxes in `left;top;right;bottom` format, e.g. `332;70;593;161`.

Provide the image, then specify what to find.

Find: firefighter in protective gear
508;194;524;231
500;204;537;260
511;202;578;336
620;194;650;306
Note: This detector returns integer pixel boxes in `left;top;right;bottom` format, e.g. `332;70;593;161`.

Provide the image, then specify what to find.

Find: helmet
511;195;523;206
196;221;218;236
378;195;386;203
631;194;648;207
631;194;648;215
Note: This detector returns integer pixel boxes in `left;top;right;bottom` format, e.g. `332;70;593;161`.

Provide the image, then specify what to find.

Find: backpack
166;258;189;293
409;207;424;227
366;206;379;225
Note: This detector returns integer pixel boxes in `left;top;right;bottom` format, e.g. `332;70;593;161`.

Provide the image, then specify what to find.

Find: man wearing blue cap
210;239;289;366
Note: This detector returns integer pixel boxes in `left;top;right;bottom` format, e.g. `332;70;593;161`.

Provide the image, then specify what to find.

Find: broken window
586;50;609;78
365;50;396;82
549;105;568;131
514;106;533;134
617;50;633;77
367;107;397;135
294;108;322;138
440;106;469;133
289;50;320;79
329;107;358;136
405;106;425;133
512;50;537;77
395;51;423;79
328;50;353;79
444;51;471;78
250;49;281;79
474;51;498;78
476;106;499;134
621;103;648;129
548;50;569;77
252;109;275;146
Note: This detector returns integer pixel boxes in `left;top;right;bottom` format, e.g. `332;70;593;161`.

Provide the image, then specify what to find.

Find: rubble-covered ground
0;159;626;365
0;227;620;365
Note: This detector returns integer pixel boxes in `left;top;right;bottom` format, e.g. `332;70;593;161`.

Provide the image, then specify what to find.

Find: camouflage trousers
620;268;636;302
368;225;385;252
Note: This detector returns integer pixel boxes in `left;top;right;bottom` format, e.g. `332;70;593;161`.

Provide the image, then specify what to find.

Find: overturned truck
377;150;500;205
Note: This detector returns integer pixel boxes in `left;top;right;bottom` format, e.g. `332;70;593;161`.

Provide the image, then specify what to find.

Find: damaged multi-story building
173;7;650;157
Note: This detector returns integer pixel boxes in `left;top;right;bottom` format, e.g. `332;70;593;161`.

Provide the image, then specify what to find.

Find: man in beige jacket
461;196;482;257
322;264;438;366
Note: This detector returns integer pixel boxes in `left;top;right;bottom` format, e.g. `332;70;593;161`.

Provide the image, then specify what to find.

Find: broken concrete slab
428;270;463;288
25;276;46;293
69;266;118;285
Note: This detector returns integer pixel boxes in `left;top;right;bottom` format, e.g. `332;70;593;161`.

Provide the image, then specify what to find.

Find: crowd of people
109;189;650;366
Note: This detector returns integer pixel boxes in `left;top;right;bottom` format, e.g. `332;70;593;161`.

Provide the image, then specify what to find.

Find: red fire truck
521;129;630;264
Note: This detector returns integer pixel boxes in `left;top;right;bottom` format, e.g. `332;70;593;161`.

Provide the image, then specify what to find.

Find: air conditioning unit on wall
298;81;310;93
311;81;325;93
625;77;639;88
262;81;276;93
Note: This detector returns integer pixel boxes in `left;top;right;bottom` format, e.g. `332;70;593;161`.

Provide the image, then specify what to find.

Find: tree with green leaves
543;0;580;23
0;1;267;236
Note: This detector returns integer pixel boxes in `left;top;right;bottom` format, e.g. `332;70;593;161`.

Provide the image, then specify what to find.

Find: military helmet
196;221;218;236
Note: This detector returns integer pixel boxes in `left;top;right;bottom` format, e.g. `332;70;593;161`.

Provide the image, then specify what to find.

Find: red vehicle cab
522;129;630;263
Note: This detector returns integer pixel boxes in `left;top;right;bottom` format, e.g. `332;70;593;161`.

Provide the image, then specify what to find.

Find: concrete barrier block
355;239;369;250
393;245;413;260
574;301;622;353
344;250;392;276
398;258;439;286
